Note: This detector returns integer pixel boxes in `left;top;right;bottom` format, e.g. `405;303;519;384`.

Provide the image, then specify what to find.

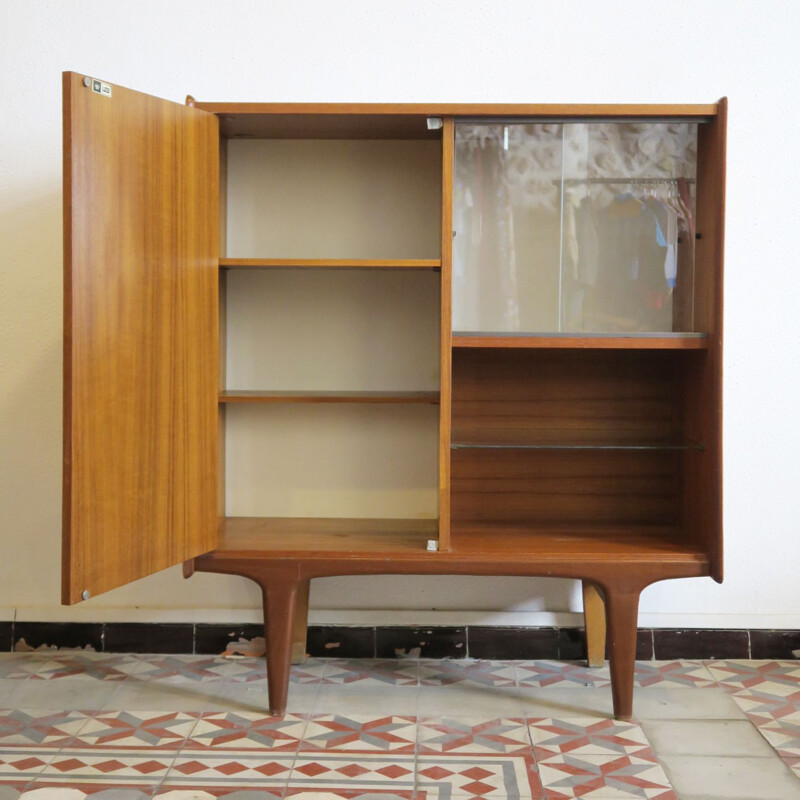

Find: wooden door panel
63;72;219;604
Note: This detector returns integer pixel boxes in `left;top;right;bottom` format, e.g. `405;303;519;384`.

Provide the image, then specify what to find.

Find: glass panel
453;121;698;334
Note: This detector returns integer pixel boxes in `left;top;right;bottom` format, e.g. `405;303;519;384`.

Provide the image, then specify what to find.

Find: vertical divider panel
218;135;229;520
438;119;455;550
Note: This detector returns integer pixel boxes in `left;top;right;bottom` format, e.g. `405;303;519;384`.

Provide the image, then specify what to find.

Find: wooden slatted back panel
450;349;689;526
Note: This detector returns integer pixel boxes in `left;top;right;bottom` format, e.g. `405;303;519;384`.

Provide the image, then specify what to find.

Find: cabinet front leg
261;576;299;717
604;586;640;722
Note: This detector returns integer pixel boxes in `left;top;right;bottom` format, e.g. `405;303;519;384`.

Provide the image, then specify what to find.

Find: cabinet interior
450;348;706;547
212;111;720;562
219;135;444;534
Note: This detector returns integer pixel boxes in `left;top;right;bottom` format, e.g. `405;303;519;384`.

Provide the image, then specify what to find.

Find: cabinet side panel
63;72;219;603
684;99;726;581
439;118;454;549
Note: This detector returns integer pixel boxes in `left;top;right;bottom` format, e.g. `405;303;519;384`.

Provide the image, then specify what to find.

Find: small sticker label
91;79;112;98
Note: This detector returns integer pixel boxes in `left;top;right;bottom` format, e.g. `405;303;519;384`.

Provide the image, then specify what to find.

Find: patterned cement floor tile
732;690;800;720
289;753;415;789
418;661;517;689
0;711;93;748
417;717;530;755
68;711;202;749
284;791;413;800
125;656;235;684
301;715;416;753
514;662;611;689
537;752;673;799
784;755;800;779
154;791;281;800
26;750;173;790
184;712;307;751
21;788;153;798
527;718;650;760
321;660;419;686
416;753;543;797
0;656;52;681
632;661;715;689
28;654;144;682
0;749;56;784
751;716;800;758
155;788;283;799
705;660;800;693
166;752;294;787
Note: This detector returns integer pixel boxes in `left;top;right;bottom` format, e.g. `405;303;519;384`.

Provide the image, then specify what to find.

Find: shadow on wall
0;186;64;608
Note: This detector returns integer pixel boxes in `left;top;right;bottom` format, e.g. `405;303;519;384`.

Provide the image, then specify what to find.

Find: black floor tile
468;626;559;660
104;623;194;654
376;626;466;659
13;621;103;652
750;629;800;659
194;624;266;655
306;626;375;658
653;628;749;660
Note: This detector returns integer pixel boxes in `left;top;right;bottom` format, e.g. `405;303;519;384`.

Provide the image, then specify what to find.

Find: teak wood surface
63;78;725;721
218;390;440;404
452;334;709;350
62;72;219;604
219;258;441;270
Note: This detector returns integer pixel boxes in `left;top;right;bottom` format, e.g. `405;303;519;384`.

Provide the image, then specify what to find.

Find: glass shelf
451;437;703;452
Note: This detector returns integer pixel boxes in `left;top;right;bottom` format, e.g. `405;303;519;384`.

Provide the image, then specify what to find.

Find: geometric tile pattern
301;715;416;753
537;753;674;798
528;718;652;760
633;661;715;689
417;717;530;754
417;752;543;796
419;660;517;687
320;660;418;685
515;661;612;689
0;654;795;797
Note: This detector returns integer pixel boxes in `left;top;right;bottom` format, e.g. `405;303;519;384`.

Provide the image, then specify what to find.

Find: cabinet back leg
291;579;310;664
582;581;607;668
604;587;640;721
261;577;299;717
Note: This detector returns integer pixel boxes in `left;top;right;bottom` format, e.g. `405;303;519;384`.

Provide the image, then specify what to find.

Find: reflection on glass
453;122;698;334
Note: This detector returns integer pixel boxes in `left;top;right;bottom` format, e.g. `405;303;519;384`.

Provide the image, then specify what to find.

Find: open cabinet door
62;72;219;604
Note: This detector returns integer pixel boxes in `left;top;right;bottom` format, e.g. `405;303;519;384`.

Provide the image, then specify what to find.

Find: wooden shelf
451;431;702;450
211;517;707;566
220;258;441;270
220;390;439;405
449;523;707;562
452;333;709;350
217;517;437;556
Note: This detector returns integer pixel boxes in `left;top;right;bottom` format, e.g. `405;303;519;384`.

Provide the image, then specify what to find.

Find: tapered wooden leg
604;587;640;721
261;576;299;717
291;580;310;664
582;581;606;668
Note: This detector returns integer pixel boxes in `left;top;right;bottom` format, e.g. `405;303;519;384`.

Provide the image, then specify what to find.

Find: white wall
1;0;799;629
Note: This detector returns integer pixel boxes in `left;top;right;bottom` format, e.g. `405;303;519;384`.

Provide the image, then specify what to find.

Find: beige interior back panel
226;139;442;259
224;138;442;517
225;403;439;518
225;270;440;391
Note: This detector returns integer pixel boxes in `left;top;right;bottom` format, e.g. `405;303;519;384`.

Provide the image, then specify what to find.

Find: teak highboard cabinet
62;72;726;720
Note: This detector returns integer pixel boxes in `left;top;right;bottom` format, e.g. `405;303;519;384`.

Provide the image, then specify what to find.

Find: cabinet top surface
193;102;720;139
194;101;720;116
